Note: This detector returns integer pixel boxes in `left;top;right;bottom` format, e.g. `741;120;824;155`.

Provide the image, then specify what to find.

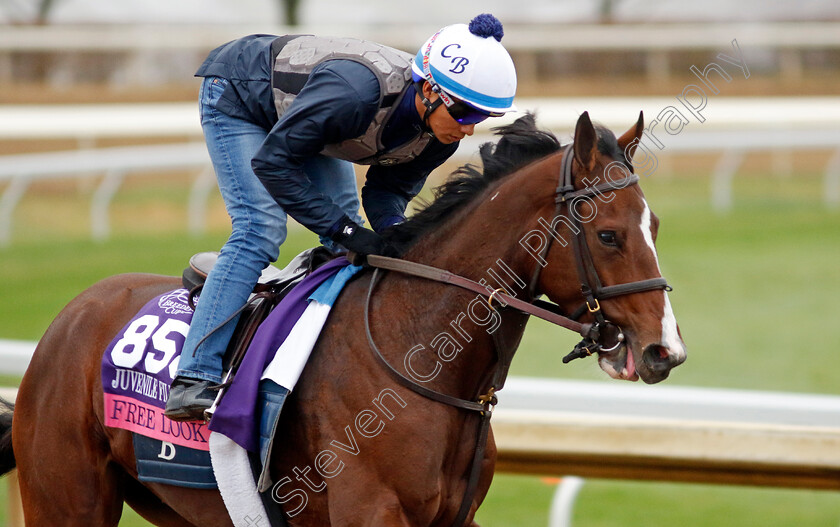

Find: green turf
572;480;840;527
0;479;6;522
0;375;21;387
475;476;840;527
1;167;839;525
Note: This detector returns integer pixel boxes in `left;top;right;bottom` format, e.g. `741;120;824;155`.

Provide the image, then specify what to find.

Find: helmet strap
416;81;444;137
422;98;444;132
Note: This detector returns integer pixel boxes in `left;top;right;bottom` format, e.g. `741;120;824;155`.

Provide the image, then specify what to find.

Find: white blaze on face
640;202;685;359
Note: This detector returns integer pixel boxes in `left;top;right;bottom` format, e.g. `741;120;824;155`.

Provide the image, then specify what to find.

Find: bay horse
0;112;685;526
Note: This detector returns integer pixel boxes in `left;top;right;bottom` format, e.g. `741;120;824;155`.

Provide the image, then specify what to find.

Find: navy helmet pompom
468;13;504;42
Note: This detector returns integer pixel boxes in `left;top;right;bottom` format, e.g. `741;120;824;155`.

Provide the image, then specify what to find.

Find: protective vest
271;35;431;166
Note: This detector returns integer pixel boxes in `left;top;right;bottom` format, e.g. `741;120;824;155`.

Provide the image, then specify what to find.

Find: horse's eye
598;231;618;246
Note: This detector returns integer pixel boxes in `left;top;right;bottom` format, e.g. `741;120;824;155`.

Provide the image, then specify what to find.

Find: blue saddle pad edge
131;382;289;491
133;434;217;490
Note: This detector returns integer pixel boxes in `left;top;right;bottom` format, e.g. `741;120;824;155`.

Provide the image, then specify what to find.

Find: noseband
528;144;671;363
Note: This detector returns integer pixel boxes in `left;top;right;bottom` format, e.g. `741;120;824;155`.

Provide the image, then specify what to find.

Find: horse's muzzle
640;342;686;383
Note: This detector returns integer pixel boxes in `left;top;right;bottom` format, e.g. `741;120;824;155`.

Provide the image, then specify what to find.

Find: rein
365;255;592;337
361;144;672;526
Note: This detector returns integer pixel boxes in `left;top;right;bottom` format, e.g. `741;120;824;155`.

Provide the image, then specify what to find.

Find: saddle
181;246;336;378
182;247;335;292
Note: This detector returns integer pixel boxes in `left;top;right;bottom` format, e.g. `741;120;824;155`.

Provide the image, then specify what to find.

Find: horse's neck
395;182;540;399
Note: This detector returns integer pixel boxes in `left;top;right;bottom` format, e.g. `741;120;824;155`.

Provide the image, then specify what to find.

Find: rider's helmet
412;13;517;125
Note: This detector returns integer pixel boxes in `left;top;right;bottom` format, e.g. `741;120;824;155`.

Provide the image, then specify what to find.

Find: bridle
529;144;671;363
360;143;672;526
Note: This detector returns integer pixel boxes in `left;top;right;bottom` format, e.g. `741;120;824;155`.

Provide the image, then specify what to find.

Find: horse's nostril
642;344;671;370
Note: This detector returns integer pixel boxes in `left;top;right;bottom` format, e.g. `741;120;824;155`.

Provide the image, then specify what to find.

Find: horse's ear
617;111;645;163
573;111;598;172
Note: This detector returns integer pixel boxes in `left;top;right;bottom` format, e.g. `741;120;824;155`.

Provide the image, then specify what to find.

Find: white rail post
824;147;840;210
646;50;669;85
188;166;215;237
548;476;584;527
711;150;744;213
0;177;29;248
91;169;125;242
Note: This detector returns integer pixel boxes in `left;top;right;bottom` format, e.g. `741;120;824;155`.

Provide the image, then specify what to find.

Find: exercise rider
165;14;518;421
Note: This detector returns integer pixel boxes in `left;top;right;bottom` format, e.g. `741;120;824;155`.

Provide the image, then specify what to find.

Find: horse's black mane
384;113;621;252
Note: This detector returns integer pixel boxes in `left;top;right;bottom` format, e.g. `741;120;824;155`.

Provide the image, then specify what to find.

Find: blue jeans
177;76;362;383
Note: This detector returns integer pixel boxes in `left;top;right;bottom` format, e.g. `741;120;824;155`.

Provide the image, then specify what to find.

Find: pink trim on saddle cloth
104;393;210;451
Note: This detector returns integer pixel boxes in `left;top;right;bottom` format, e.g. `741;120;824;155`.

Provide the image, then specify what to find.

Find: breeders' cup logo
158;289;194;315
441;44;469;74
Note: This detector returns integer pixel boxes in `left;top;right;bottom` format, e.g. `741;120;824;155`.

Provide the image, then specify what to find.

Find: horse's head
534;112;686;384
386;111;685;383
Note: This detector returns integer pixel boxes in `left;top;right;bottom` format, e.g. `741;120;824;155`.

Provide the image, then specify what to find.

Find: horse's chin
597;342;639;382
598;338;677;384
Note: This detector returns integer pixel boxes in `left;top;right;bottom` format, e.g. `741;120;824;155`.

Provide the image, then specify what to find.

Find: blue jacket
195;34;458;235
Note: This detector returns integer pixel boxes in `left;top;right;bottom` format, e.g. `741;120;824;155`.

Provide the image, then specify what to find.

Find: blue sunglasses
444;98;497;125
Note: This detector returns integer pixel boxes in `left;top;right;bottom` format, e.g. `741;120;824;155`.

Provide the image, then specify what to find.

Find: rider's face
415;82;477;145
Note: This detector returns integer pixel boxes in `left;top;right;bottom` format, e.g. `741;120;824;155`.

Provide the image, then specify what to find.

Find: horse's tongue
624;349;636;378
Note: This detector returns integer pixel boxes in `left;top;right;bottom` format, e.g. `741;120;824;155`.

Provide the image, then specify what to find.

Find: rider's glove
328;216;398;264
